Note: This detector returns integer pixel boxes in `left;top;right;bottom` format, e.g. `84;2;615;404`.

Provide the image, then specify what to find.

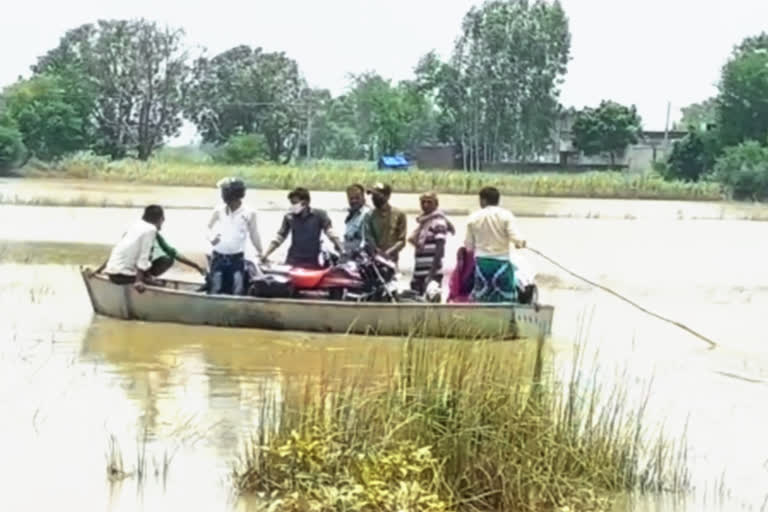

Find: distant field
15;152;724;201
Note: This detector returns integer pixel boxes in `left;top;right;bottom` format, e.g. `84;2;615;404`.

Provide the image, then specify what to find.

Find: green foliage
716;36;768;147
420;0;571;167
664;129;720;182
211;134;269;165
346;73;437;156
233;340;689;511
2;74;93;160
34;19;189;160
185;46;304;164
677;98;716;131
712;140;768;200
39;156;722;200
0;124;27;173
572;101;643;165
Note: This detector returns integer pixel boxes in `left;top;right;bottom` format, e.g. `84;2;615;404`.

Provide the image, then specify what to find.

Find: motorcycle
248;250;400;303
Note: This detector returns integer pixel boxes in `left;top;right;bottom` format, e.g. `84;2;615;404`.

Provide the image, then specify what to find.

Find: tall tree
677;98;716;131
2;74;93;160
446;0;571;169
185;46;305;164
34;20;189;160
571;100;643;166
717;33;768;148
347;72;439;157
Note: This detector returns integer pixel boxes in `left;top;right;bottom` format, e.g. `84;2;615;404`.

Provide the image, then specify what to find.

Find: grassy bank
233;339;688;511
19;153;723;200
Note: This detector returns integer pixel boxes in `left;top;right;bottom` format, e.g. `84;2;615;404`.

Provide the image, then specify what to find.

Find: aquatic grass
20;153;725;201
232;338;688;511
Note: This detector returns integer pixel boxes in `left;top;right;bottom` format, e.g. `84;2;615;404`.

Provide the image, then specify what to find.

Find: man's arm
384;211;407;257
156;233;178;259
506;211;526;249
207;208;220;246
262;214;291;260
363;212;377;254
247;211;263;255
427;224;448;282
321;211;344;253
464;220;476;251
428;239;446;282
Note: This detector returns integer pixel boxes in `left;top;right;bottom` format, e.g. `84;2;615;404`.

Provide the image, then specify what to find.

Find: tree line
662;34;768;199
0;1;575;171
1;1;766;198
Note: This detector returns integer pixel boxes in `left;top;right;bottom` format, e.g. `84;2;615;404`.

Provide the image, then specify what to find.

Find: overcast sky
2;0;767;133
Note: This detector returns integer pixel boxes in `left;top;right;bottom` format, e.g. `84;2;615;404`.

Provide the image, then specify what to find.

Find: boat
80;268;554;340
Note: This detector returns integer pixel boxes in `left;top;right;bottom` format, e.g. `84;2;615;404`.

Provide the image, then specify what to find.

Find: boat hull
81;270;554;340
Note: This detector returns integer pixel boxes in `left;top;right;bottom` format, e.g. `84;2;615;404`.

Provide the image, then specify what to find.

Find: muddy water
1;183;768;510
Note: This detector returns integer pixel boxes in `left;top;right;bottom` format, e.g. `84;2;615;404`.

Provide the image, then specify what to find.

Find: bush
0;124;27;173
664;130;719;182
211;134;269;165
712;140;768;200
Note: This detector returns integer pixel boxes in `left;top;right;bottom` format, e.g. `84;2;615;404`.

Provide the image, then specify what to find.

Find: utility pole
664;101;671;145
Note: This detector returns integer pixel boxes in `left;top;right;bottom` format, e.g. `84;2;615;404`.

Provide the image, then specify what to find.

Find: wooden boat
81;269;554;340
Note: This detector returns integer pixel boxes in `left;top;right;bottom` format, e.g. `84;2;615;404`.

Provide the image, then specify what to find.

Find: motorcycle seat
289;267;331;288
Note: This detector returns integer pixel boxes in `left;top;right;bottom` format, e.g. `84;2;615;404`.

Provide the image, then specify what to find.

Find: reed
232;338;688;511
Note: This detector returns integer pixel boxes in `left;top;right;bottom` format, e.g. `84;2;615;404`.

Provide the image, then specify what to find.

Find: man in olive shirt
364;183;407;263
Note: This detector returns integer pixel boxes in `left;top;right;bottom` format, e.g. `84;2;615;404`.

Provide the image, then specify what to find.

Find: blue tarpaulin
378;155;410;170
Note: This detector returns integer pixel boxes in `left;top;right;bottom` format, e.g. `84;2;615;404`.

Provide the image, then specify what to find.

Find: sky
2;0;767;134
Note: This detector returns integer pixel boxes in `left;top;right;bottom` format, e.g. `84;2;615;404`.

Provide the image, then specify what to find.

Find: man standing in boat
407;192;455;297
207;178;263;295
464;187;526;303
364;183;407;264
261;187;343;268
342;184;369;260
96;205;205;292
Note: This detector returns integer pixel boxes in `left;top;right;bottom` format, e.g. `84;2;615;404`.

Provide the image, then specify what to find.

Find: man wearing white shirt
464;187;527;303
98;205;204;292
207;178;262;295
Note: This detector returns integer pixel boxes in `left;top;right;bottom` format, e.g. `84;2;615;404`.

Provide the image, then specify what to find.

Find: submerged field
14;153;724;201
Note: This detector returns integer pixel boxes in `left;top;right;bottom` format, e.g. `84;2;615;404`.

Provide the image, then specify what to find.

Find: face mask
290;204;305;215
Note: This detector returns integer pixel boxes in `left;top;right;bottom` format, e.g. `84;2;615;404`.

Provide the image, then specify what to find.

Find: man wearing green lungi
464;187;527;303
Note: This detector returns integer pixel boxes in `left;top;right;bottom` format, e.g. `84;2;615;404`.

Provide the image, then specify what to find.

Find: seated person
262;187;343;269
97;205;204;292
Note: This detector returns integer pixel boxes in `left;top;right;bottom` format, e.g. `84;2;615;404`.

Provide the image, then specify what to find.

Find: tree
2;74;93;160
571;100;642;166
185;45;305;164
712;140;768;200
716;35;768;148
211;134;269;164
446;0;571;169
677;98;716;131
0;122;26;173
34;20;189;160
664;129;719;182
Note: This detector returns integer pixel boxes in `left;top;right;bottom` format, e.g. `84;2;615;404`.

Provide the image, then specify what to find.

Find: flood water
1;180;767;511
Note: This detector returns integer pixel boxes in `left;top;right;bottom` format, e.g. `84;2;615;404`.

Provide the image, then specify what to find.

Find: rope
526;247;718;350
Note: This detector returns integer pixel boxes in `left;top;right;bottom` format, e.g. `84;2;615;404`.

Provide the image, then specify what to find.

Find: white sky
2;0;767;132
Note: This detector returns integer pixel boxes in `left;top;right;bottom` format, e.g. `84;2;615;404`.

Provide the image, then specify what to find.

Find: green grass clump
21;152;724;200
233;339;688;511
